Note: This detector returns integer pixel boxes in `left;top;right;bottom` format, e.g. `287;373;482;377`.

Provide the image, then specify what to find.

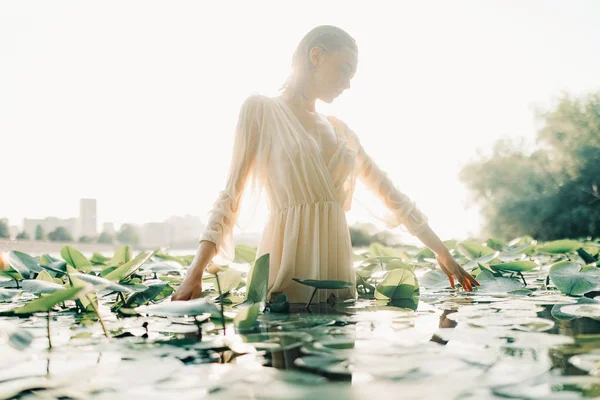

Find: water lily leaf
490;261;538;272
486;238;506;251
139;261;183;275
215;268;243;295
60;246;93;273
385;259;413;271
375;266;419;310
550;261;600;296
457;240;496;260
110;245;132;266
538;240;582;254
419;269;449;289
369;243;409;260
244;253;270;304
559;304;600;318
0;289;21;302
8;251;43;279
21;279;64;295
104;251;153;282
66;265;97;312
234;302;260;332
12;286;84;314
125;280;169;307
135;297;219;317
69;273;133;293
36;269;54;283
475;269;523;293
90;252;111;266
462;252;501;270
43;261;67;274
235;244;257;264
416;247;435;260
40;254;61;266
292;278;353;290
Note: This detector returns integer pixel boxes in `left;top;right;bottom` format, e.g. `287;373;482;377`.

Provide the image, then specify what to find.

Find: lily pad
8;251;44;279
21;279;65;295
457;240;496;260
490;260;538;272
476;270;523;293
538;240;582;254
135;297;219;317
69;273;134;293
549;261;600;296
12;286;85;314
104;251;153;282
559;304;600;318
375;266;419;310
60;246;93;273
244;253;270;304
420;269;450;289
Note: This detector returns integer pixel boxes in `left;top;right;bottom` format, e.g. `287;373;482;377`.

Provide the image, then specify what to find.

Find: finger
448;274;455;289
458;275;470;292
469;275;481;287
463;275;473;291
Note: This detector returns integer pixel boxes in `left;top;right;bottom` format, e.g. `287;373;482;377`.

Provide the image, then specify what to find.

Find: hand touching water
436;252;480;292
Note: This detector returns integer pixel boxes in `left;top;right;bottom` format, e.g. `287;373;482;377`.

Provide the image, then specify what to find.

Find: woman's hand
171;269;204;301
171;241;217;301
436;251;480;292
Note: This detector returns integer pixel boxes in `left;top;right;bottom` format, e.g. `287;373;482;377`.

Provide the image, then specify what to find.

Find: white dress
200;95;429;303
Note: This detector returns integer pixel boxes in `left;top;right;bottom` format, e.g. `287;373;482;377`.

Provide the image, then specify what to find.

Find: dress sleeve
199;95;264;261
344;123;429;236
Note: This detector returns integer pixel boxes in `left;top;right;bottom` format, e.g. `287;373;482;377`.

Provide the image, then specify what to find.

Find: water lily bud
207;263;222;275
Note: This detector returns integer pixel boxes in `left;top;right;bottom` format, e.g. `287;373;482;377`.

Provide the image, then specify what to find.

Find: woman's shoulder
326;115;360;146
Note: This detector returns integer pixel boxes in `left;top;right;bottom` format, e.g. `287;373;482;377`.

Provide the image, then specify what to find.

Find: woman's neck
281;85;317;113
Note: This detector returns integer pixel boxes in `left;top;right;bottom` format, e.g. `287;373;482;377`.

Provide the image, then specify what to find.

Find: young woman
172;25;479;303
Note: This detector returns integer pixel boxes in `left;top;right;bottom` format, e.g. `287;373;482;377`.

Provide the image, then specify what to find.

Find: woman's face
309;46;358;103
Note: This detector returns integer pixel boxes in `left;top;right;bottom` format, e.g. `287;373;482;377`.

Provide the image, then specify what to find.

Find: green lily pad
457;240;497;260
234;302;260;332
490;260;538;272
12;286;85;314
550;261;600;296
104;251;153;282
60;246;93;273
69;273;134;293
475;269;523;293
538;240;582;254
8;251;44;279
21;279;64;295
375;266;419;310
244;253;270;304
135;297;219;317
110;245;132;266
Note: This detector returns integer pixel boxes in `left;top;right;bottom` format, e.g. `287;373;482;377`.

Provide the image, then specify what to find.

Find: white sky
2;0;600;241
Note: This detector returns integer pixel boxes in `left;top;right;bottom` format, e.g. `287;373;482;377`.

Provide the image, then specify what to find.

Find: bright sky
2;0;600;242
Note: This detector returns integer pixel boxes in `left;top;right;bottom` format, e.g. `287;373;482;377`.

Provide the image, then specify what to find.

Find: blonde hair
281;25;357;94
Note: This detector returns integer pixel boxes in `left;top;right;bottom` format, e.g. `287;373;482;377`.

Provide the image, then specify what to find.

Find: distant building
102;222;115;235
79;198;97;238
166;215;205;245
141;222;169;248
9;225;20;240
23;217;77;239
